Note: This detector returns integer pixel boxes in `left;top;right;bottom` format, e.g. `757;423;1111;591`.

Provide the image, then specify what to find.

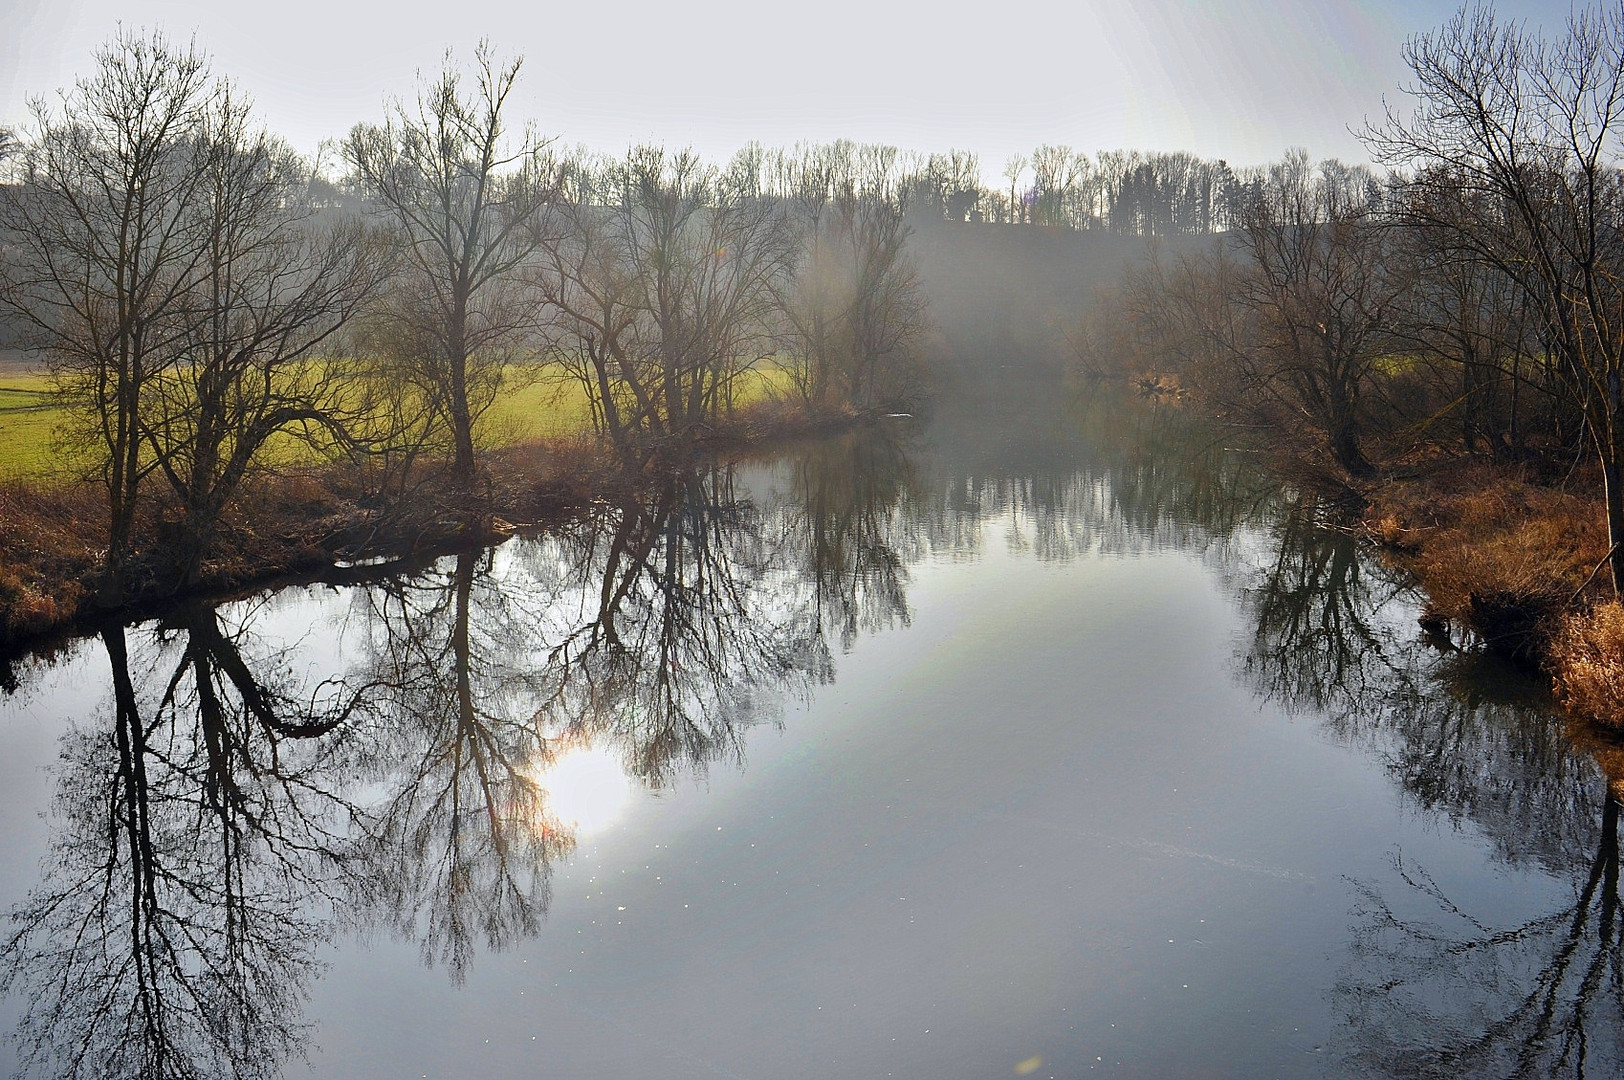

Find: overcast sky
0;0;1586;178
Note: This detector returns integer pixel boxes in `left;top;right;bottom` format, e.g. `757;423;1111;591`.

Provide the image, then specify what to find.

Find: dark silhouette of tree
1;605;365;1079
343;42;549;496
1001;154;1027;226
906;149;983;223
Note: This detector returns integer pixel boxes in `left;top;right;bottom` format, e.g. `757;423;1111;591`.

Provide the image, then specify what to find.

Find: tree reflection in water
343;546;571;985
1233;490;1624;1077
1337;804;1622;1080
532;465;833;787
8;393;1624;1077
1240;498;1412;717
783;426;920;649
0;426;924;1076
1;607;365;1080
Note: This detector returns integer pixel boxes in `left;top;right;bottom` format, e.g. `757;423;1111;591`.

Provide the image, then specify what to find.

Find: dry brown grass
1364;462;1609;661
0;481;103;638
1553;602;1624;729
491;436;627;522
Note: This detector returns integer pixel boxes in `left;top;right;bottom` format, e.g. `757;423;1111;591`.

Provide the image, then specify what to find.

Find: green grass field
0;374;67;482
0;363;794;484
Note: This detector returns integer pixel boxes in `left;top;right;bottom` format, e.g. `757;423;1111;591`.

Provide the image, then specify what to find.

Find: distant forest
292;141;1311;239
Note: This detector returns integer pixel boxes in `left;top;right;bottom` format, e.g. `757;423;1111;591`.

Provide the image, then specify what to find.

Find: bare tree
0;31;217;600
908;148;983;222
146;95;389;588
1028;144;1078;228
1002;154;1028;225
1228;156;1399;475
1365;1;1624;591
536;146;793;462
343;42;549;495
1387;182;1550;458
1111;156;1398;474
776;143;927;412
0;32;384;597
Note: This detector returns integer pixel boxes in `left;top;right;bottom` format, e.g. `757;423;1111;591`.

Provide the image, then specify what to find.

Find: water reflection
921;389;1273;561
1228;487;1623;1075
1;421;934;1075
346;548;569;984
1336;804;1623;1079
2;608;361;1079
533;466;833;785
1240;497;1415;720
2;391;1621;1076
785;427;919;648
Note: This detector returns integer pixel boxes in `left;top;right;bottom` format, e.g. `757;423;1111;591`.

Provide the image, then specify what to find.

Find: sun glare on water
536;747;635;836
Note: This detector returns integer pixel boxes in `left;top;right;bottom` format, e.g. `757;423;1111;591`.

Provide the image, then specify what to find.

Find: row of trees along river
0;36;938;608
1083;2;1624;622
0;34;1297;617
10;2;1624;634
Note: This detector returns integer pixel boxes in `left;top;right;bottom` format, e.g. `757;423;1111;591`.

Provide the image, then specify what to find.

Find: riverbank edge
1128;377;1624;732
1354;458;1624;730
0;403;888;669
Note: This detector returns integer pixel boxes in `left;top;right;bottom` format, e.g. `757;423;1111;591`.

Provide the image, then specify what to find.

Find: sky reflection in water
0;391;1616;1079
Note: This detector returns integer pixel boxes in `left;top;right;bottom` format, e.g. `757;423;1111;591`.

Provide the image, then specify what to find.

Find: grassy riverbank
1358;458;1624;731
0;389;861;656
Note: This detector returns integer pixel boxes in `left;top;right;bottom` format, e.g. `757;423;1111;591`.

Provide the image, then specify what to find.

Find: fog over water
5;4;1624;1075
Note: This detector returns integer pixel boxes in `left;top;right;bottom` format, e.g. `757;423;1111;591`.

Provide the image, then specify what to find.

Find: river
0;384;1615;1079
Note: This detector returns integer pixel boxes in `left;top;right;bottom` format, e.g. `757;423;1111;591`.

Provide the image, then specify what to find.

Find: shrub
1553;602;1624;728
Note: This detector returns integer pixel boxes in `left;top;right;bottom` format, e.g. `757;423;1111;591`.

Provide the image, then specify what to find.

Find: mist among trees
4;2;1624;624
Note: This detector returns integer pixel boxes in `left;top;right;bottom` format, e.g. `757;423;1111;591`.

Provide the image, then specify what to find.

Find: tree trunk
449;347;476;494
1327;378;1372;477
1602;453;1624;597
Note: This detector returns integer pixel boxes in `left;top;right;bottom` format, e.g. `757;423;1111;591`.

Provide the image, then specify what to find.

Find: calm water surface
0;389;1617;1079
